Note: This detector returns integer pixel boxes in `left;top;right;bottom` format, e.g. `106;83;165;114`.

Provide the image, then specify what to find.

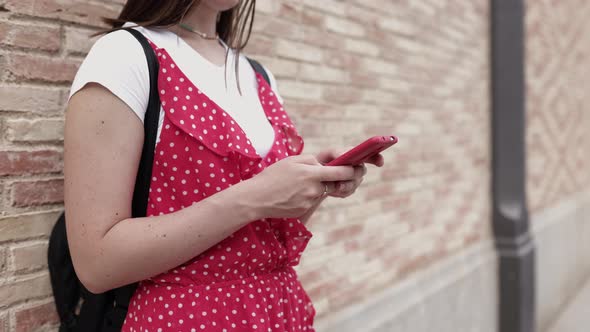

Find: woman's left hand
315;147;384;198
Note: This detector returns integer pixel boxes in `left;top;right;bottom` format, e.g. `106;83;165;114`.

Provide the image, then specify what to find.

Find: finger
315;165;356;182
324;181;338;196
352;165;365;179
315;149;338;165
315;181;336;199
336;180;356;193
365;154;384;167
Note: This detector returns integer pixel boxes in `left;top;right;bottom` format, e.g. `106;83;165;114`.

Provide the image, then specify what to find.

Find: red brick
15;301;59;332
349;72;380;89
364;183;393;201
0;21;60;52
298;266;326;287
381;196;411;212
306;276;347;301
464;232;482;246
278;2;300;19
326;224;364;243
298;7;324;27
5;54;81;83
323;49;361;69
0;150;63;176
11;179;64;207
11;242;49;273
0;273;52;307
397;251;448;278
326;285;366;312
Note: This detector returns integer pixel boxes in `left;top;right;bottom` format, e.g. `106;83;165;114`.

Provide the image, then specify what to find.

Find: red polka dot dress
121;39;316;331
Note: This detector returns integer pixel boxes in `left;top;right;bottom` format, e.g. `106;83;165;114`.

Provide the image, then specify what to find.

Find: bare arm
64;84;262;294
65;84;357;294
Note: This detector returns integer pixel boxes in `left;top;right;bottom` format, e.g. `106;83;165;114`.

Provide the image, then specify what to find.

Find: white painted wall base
532;191;590;332
314;242;498;332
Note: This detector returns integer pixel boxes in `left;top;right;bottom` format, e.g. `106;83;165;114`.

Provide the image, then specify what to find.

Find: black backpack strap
100;28;161;332
126;28;160;219
246;57;270;85
49;27;161;332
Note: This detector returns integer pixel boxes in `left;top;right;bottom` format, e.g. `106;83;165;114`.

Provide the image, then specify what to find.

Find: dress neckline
152;44;280;160
123;21;232;72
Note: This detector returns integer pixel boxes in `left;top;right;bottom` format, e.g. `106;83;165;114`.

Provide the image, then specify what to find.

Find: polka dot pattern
121;41;314;332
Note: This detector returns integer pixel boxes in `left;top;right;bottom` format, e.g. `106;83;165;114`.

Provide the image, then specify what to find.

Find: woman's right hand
244;154;356;219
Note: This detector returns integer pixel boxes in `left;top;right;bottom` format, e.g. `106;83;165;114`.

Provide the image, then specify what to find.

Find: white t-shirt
68;22;283;158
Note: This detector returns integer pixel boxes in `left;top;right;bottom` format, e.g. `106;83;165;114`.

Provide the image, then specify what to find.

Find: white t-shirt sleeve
68;29;150;123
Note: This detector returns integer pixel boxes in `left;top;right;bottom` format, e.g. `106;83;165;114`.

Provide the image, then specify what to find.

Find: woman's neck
175;2;219;38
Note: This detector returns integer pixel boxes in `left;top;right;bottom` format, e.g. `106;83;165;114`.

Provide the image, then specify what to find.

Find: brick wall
525;1;590;329
0;0;491;330
525;0;590;213
249;1;491;317
0;1;123;330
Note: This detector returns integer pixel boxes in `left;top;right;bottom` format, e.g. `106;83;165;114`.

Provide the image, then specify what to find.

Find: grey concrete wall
533;191;590;332
315;243;498;332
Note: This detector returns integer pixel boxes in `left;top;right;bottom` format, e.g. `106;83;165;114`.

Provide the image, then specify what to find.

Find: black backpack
48;27;271;332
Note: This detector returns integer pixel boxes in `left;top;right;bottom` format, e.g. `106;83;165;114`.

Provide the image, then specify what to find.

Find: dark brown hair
96;0;257;91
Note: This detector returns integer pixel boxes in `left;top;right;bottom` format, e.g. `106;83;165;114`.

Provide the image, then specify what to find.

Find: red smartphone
326;135;398;166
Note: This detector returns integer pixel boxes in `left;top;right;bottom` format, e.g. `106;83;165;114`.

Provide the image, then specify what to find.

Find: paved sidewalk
547;278;590;332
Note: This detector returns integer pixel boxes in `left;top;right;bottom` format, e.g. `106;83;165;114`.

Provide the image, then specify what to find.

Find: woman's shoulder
91;28;146;58
68;28;152;123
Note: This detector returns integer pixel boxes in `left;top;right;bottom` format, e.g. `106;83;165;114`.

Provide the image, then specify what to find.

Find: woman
64;0;384;331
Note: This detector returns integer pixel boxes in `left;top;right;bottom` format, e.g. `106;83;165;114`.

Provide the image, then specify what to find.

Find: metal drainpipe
491;1;536;331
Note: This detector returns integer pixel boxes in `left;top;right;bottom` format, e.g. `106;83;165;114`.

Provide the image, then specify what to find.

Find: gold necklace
178;23;219;40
